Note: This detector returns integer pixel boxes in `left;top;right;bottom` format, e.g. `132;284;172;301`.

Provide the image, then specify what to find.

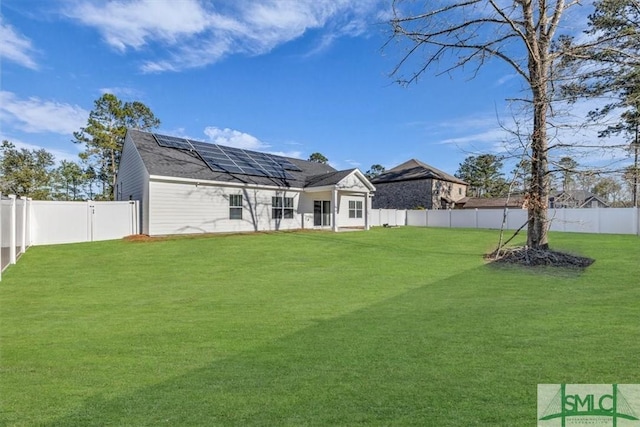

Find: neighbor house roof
127;129;350;189
551;190;609;208
370;159;467;185
457;196;526;209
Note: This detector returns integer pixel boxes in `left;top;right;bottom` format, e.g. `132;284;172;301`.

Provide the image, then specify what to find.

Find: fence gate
28;200;139;246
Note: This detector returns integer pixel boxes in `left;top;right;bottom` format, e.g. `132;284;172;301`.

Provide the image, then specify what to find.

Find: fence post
505;208;509;229
475;208;479;229
9;195;16;265
20;197;27;254
26;198;32;247
87;200;94;242
0;193;2;281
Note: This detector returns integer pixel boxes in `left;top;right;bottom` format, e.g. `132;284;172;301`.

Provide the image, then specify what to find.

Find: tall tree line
562;0;640;207
1;94;159;201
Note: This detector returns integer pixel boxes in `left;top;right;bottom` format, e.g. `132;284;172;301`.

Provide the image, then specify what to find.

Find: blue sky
0;0;618;177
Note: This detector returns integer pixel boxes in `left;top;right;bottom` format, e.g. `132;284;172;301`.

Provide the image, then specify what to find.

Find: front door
313;200;331;227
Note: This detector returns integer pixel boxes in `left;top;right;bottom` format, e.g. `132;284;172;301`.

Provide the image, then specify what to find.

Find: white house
115;130;375;236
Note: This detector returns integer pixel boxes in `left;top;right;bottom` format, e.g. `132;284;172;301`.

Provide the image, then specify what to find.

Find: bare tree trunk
388;0;571;251
528;99;550;249
524;1;554;250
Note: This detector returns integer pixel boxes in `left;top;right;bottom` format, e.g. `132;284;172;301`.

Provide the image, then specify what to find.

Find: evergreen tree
308;152;328;164
55;160;86;200
365;164;385;179
455;154;508;197
556;157;578;191
73;94;160;200
562;0;640;205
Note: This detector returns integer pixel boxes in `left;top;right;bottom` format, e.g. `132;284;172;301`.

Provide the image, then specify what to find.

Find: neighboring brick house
371;159;467;210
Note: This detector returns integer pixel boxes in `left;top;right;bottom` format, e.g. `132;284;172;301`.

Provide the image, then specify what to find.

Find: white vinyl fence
1;198;139;280
1;195;29;277
371;207;640;236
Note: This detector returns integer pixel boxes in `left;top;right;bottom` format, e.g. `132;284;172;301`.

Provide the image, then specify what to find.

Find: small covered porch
301;169;375;232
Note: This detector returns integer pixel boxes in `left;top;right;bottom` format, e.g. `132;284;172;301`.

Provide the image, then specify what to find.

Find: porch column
365;192;371;231
331;189;338;232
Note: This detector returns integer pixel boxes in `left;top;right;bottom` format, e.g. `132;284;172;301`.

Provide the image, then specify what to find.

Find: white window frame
349;200;363;218
272;196;294;219
229;194;243;220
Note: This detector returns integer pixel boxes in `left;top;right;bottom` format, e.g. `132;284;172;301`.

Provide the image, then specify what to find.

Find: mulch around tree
486;246;595;268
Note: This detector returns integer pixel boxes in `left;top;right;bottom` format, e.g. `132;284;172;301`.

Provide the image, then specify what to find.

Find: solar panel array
153;133;301;179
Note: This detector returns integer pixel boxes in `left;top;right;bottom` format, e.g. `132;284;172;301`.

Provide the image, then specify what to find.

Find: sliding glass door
313;200;331;227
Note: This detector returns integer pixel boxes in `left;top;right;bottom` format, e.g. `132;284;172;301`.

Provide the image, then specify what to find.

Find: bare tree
389;0;583;249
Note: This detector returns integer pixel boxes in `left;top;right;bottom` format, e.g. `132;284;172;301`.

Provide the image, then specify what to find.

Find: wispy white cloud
203;126;268;150
439;128;509;147
64;0;386;72
0;91;88;135
0;18;39;69
429;112;514;155
494;73;518;87
430;98;633;171
269;150;302;159
66;0;212;51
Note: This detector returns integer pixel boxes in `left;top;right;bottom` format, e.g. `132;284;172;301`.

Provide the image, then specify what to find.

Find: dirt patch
122;234;165;243
486;246;595;268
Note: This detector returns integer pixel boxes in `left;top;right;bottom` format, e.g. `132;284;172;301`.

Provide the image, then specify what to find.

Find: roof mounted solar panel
276;158;302;171
154;134;193;150
153;133;296;179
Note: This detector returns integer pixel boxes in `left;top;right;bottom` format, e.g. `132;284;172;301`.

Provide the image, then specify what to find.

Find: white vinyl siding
148;180;302;235
339;195;367;228
116;135;150;234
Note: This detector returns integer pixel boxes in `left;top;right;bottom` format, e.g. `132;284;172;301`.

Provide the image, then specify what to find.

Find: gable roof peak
388;158;421;172
372;158;466;185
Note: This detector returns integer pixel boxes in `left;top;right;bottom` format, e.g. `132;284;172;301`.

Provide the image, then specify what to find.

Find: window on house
229;194;243;220
348;200;363;218
272;196;294;219
458;187;462;195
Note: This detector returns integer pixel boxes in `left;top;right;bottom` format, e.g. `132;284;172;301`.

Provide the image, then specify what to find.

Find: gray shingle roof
371;158;467;185
305;169;356;188
127;129;346;188
458;196;526;209
552;190;609;207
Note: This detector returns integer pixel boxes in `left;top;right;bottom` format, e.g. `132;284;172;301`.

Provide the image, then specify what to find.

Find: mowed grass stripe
1;228;638;426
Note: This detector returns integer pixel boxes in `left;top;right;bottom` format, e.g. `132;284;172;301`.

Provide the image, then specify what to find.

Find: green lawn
1;227;639;426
